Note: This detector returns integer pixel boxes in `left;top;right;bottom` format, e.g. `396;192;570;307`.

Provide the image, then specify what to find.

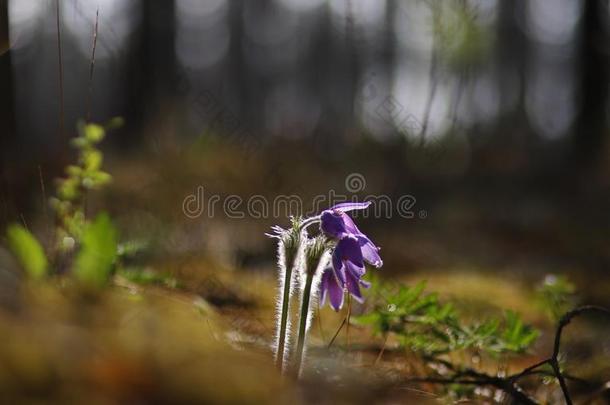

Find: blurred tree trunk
0;0;14;154
384;0;410;182
571;0;609;173
496;0;528;123
124;0;176;147
316;0;362;144
344;0;361;134
311;5;337;149
228;0;249;129
0;0;15;223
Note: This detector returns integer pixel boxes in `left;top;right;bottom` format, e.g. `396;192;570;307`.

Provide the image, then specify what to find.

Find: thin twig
19;213;28;231
346;294;352;350
412;305;610;404
55;0;65;141
449;70;466;133
37;165;48;221
327;316;347;349
419;54;437;146
403;375;537;405
397;385;438;398
374;333;389;366
551;360;572;405
0;179;6;224
37;165;50;242
548;305;610;405
509;359;550;382
86;8;99;123
418;3;441;146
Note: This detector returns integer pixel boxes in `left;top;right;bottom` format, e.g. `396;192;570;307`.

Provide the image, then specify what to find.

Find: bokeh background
1;1;610;402
2;0;610;298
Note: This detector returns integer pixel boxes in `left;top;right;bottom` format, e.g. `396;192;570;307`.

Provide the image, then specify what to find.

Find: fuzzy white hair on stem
271;224;307;372
296;250;329;377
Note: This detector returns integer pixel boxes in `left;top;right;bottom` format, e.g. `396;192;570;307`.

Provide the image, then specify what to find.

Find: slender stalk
86;8;99;123
327;316;347;348
276;250;295;371
55;0;65;142
551;359;572;405
301;216;320;230
346;294;352;350
418;1;441;146
37;165;50;241
374;333;389;366
293;271;314;376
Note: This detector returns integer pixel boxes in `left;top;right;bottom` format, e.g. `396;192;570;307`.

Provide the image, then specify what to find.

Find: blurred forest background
1;1;610;403
1;0;610;303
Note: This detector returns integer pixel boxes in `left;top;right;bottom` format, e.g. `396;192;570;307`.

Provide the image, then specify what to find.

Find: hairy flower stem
293;271;314;377
276;250;295;371
300;216;320;230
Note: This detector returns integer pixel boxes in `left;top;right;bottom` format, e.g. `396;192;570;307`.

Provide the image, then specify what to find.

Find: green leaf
6;225;48;279
105;116;124;130
116;240;148;258
351;311;381;326
84;124;105;143
58;178;80;201
117;268;180;289
499;310;538;352
86;171;112;188
73;213;118;288
65;165;82;176
71;137;89;149
83;150;103;172
363;277;540;357
536;274;577;321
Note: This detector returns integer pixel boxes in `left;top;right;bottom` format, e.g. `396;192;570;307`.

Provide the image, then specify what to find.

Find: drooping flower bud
304;235;330;276
267;219;306;286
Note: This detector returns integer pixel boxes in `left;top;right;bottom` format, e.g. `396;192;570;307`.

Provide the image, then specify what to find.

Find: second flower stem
276;251;294;371
294;271;314;377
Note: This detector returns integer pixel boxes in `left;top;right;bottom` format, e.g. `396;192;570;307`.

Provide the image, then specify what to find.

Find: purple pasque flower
320;267;345;311
318;202;381;311
320;202;383;268
320;235;372;311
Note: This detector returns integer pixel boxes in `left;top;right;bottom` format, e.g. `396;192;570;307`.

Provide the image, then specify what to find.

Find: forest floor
1;139;609;403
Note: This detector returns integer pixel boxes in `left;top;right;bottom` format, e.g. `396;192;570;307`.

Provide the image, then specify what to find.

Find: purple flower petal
332;249;346;284
326;270;345;311
358;236;383;268
320;211;348;239
336;215;382;268
320;267;346;311
346;259;365;278
336;235;364;266
319;200;382;309
345;270;364;303
319;268;331;306
333;236;365;285
329;201;371;212
338;213;362;235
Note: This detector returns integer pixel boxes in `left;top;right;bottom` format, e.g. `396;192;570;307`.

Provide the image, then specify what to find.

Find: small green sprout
73;213;117;289
5;120;122;286
353;278;539;357
536;274;578;322
51;121;115;250
6;225;48;280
